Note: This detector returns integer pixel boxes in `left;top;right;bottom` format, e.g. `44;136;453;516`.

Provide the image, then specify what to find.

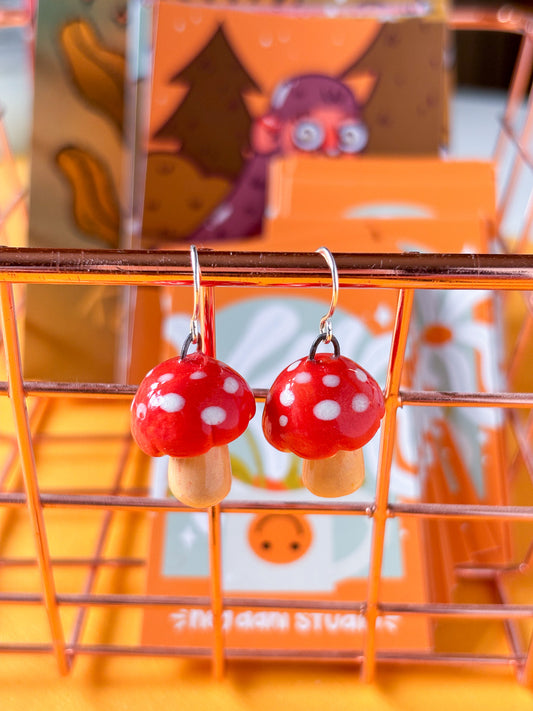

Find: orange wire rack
0;2;532;687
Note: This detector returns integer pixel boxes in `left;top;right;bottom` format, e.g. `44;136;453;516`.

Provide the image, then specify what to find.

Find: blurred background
1;0;531;155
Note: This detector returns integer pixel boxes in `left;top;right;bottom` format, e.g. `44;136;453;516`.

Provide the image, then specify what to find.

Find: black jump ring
309;333;341;361
180;332;202;360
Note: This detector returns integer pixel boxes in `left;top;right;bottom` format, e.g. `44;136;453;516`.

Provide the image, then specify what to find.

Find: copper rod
497;92;533;228
363;288;415;683
494;33;533;166
493;577;525;660
0;398;49;491
0;282;69;674
0;381;138;398
2;591;532;620
507;309;533;385
1;492;532;521
515;202;533;255
0;249;532;290
2;383;533;410
378;602;533;619
67;438;135;661
0;492;372;514
2;381;533;409
0;556;143;568
522;623;533;687
0;644;54;655
208;503;225;680
389;502;533;521
202;285;226;680
0;642;525;667
449;7;533;35
498;117;533;173
0;119;29;240
57;647;525;667
400;390;533;408
6;642;521;667
507;409;533;487
0;190;29;226
0;592;361;611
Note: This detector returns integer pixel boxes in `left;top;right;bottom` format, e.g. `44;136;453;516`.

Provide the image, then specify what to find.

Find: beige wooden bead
302;448;365;498
168;444;232;508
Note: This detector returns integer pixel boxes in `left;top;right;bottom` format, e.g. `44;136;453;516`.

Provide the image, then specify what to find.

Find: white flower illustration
413;289;498;393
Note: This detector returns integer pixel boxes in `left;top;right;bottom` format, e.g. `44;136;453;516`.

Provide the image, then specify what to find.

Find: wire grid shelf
0;1;532;686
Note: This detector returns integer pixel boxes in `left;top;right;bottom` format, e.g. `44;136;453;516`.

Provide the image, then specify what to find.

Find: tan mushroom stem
167;445;232;508
301;448;365;498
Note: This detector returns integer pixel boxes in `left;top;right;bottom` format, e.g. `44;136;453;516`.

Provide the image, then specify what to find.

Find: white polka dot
279;415;288;427
286;360;302;372
190;371;207;380
159;373;174;384
352;394;370;413
313;400;341;421
323;374;340;387
158;393;185;413
136;403;147;420
279;389;295;407
201;406;226;426
223;377;239;394
294;372;311;384
356;369;368;383
149;382;158;391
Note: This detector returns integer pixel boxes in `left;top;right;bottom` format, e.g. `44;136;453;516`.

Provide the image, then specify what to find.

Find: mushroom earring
130;247;256;508
262;248;385;498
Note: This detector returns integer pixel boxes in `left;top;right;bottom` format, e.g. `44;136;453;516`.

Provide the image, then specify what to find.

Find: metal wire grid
0;250;531;682
0;0;532;687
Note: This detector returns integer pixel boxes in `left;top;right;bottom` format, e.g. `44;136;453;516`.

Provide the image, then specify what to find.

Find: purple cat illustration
191;74;368;243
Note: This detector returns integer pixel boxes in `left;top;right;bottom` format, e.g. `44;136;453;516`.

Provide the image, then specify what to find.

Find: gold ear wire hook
316;246;339;344
190;244;201;345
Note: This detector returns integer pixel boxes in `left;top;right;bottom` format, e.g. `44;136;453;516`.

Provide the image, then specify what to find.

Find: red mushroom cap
262;353;384;459
131;352;256;458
